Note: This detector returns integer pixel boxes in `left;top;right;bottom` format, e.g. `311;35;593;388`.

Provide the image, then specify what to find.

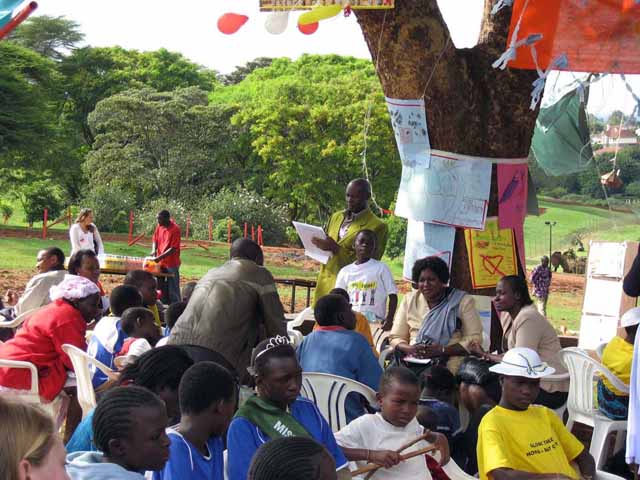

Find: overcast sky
33;0;639;117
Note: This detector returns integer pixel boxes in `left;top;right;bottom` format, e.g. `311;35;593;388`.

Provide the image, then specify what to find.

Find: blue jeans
161;266;181;304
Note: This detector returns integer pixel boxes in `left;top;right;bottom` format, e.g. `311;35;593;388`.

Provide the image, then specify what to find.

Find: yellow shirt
601;335;633;396
478;405;584;480
148;303;161;327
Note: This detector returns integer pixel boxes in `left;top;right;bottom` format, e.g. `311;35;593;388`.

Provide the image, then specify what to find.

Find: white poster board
292;221;332;265
578;313;620;350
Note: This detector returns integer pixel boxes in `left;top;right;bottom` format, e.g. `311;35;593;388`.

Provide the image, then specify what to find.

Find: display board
578;241;638;349
260;0;394;10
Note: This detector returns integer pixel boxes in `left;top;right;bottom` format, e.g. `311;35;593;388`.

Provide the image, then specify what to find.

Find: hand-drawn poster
464;218;518;289
587;241;626;279
403;220;455;280
395;153;492;229
260;0;394;11
385;97;431;169
497;163;528;230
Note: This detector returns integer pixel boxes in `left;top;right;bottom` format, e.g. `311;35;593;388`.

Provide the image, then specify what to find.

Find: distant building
592;125;639;146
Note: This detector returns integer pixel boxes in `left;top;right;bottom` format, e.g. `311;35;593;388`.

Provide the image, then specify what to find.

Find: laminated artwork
402;220;455;280
395;152;491;230
464;219;518;289
504;0;640;73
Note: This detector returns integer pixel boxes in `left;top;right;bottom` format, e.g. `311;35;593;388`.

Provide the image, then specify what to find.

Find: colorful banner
260;0;394;10
464;218;518;289
385;97;431;169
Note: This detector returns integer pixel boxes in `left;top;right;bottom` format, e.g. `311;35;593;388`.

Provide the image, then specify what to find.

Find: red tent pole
208;216;213;241
42;208;48;240
0;2;38;39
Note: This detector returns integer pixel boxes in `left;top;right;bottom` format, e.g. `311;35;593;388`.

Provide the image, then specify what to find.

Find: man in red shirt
150;210;181;304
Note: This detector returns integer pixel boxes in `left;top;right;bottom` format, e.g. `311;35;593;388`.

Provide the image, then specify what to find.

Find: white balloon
265;12;289;35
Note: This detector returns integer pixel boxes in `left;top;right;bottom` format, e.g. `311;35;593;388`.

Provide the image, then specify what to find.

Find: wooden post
227;219;232;244
42;208;48;240
251;224;255;241
128;211;135;244
185;213;191;239
208;216;213;241
244;222;248;238
67;206;72;226
258;225;263;246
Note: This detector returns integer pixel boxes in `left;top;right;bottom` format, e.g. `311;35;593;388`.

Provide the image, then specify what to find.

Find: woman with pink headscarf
0;275;102;402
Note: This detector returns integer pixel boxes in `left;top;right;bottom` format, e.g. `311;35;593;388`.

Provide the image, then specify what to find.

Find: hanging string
360;9;388;213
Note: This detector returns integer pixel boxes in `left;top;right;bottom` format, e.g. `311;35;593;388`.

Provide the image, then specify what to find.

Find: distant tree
222;57;273;85
60;46;218;144
607;110;628;127
9;15;84;61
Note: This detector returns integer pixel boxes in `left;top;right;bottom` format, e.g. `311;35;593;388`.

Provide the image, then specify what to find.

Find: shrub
137;199;188;235
211;217;243;242
20;181;64;226
193;188;289;245
384;213;407;259
0;202;13;224
82;186;136;233
625;181;640;198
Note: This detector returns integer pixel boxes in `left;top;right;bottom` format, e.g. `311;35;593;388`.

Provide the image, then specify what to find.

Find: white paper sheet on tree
395;154;492;229
292;221;332;265
385;97;431;169
582;277;624;317
587;241;626;279
403;220;455;280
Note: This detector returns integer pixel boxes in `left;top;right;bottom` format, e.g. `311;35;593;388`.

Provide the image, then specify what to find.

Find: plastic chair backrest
0;358;39;399
288;329;304;347
61;344;114;418
372;327;390;355
287;306;314;329
441;459;476;479
595;342;607;359
0;307;41;329
559;347;629;419
300;372;377;432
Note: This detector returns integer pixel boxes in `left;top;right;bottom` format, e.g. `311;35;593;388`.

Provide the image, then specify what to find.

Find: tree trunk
355;1;539;347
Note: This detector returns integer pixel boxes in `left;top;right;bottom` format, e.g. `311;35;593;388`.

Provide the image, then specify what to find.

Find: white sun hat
621;307;640;328
489;347;555;379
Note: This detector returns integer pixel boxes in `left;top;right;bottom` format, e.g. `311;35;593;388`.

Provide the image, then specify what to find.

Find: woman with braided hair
66;345;194;453
66;386;170;479
226;335;350;480
248;437;337;480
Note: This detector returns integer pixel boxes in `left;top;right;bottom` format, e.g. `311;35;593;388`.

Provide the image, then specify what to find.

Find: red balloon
217;13;249;35
298;22;318;35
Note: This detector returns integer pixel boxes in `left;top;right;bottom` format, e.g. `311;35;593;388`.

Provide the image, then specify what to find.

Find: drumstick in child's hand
362;432;432;480
351;445;437;477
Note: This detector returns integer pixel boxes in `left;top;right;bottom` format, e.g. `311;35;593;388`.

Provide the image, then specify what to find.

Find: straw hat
489;347;555;379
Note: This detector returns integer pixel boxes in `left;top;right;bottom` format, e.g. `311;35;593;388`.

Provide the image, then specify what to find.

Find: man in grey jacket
169;238;287;384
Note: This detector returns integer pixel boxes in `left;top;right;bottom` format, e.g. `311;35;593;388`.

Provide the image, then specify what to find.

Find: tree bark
355;1;539;347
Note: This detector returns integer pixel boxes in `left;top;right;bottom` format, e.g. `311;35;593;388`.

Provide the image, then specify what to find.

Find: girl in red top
0;275;101;402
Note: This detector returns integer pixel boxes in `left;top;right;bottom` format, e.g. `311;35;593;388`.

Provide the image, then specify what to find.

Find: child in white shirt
335;230;398;329
335;367;449;479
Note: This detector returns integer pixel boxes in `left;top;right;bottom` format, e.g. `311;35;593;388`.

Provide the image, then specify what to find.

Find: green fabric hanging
530;86;593;177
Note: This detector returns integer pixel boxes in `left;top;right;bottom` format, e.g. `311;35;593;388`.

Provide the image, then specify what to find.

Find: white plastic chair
288;329;304;347
0;307;40;329
300;372;377;432
595;342;607;359
62;344;116;419
372;327;390;355
538;371;571;420
560;347;629;469
596;471;626;480
0;358;65;426
287;306;314;330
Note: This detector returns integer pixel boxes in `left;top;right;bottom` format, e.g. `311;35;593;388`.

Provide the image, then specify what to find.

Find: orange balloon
298;21;318;35
217;13;249;35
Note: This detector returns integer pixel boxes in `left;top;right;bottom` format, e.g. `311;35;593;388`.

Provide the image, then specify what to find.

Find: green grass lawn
0;237;316;280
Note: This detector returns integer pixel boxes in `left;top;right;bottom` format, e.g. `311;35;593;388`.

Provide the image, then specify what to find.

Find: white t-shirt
335;413;433;480
69;223;105;255
335;259;398;320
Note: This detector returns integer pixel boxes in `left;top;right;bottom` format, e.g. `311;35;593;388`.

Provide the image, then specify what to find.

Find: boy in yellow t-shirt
477;347;596;480
598;307;639;420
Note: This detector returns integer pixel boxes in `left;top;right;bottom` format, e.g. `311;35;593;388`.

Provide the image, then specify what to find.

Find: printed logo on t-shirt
526;437;560;457
348;281;378;307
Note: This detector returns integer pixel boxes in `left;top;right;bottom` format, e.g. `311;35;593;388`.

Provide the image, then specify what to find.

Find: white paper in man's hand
292;221;333;265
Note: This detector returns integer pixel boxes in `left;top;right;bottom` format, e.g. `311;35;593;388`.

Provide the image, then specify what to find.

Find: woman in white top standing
69;208;105;256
